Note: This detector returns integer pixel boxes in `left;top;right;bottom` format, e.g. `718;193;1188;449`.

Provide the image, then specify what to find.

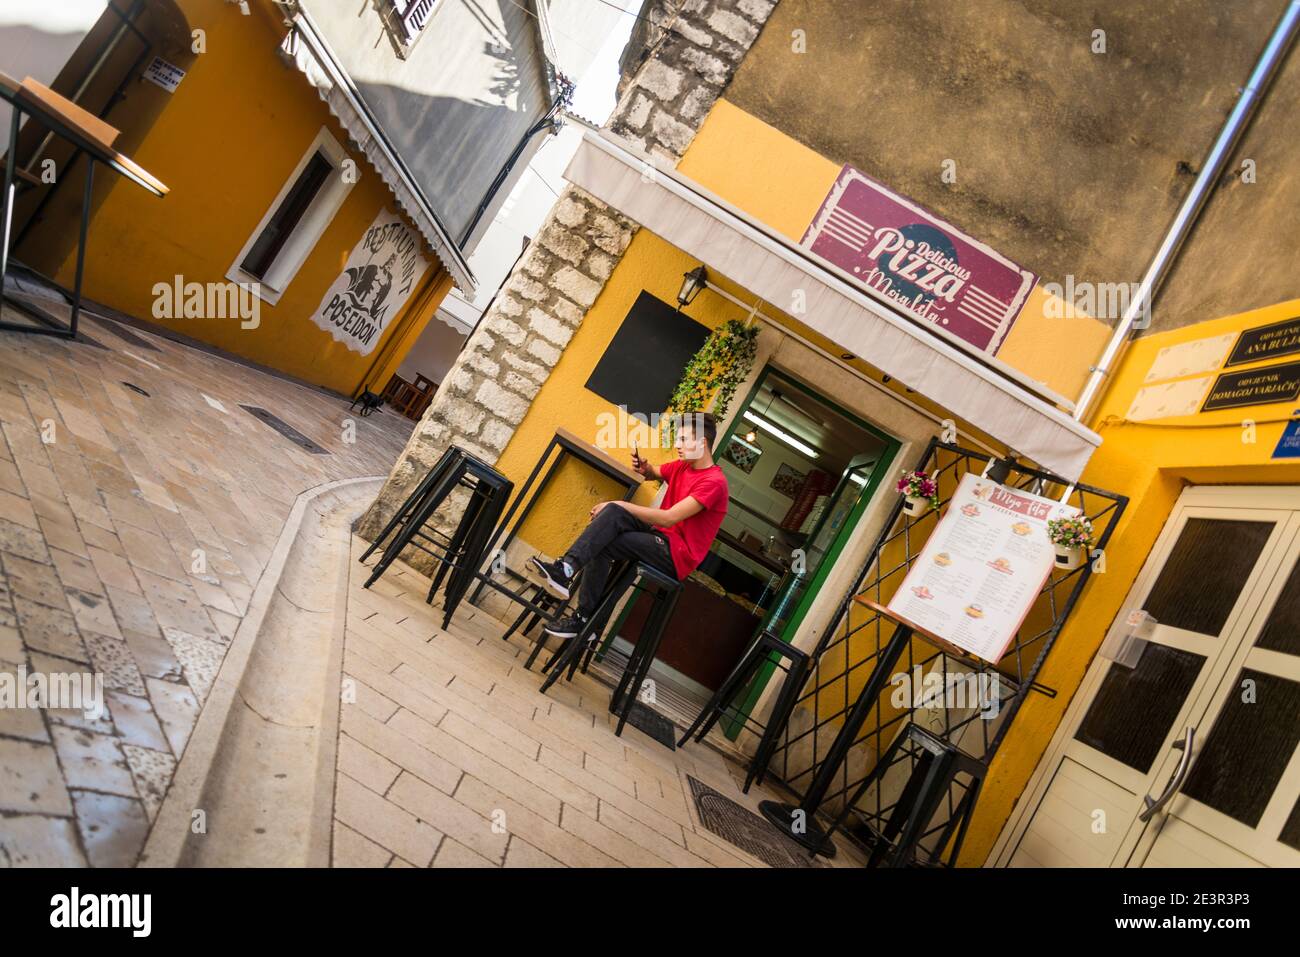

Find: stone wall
357;0;780;564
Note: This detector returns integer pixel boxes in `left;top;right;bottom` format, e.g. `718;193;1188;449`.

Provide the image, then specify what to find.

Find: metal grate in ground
240;405;330;454
688;775;821;869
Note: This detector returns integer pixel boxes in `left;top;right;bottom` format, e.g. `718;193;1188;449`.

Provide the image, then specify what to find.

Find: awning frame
564;131;1101;481
279;7;476;293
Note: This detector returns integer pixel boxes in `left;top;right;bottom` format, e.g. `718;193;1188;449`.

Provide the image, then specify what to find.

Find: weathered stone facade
358;0;779;563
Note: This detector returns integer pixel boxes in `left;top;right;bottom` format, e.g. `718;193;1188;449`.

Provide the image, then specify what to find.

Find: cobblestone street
0;303;412;866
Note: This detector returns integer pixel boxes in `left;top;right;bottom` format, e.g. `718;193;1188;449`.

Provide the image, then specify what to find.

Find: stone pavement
336;540;867;869
0;305;413;866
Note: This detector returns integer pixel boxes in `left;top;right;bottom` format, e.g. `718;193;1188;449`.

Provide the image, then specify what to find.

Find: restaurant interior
592;365;894;730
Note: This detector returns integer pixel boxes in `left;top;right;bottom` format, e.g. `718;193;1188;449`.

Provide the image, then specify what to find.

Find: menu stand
0;73;166;338
758;598;962;859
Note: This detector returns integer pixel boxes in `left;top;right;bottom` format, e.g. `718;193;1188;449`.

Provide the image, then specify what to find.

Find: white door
996;486;1300;868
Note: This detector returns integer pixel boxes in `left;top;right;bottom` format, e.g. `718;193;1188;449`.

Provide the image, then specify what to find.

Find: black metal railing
764;438;1127;861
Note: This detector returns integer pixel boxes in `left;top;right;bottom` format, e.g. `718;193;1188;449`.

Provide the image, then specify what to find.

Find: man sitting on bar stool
530;412;729;639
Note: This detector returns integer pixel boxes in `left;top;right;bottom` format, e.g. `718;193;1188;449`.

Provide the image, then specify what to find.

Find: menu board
887;473;1080;663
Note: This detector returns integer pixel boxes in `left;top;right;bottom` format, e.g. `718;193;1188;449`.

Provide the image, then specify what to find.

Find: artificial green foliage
662;319;759;442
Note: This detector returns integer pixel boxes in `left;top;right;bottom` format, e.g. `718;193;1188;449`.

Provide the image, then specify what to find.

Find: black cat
349;389;383;417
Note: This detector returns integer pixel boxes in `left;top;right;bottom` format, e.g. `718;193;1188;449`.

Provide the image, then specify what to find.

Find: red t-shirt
658;459;729;580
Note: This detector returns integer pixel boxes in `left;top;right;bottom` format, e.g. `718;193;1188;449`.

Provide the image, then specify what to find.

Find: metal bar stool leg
680;641;763;746
363;463;464;587
613;588;678;736
441;489;509;628
883;751;957;868
502;584;545;641
426;483;488;604
360;447;461;563
539;565;634;693
745;655;810;792
811;725;908;860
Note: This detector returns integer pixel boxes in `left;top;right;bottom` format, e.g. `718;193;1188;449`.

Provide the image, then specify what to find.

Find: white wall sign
887;473;1080;663
1125;376;1213;421
142;57;185;93
1143;332;1236;384
310;209;430;355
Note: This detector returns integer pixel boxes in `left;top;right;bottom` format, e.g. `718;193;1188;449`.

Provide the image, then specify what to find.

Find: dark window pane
1143;519;1273;635
241;150;333;280
1074;645;1204;772
1281;796;1300;852
1256;556;1300;656
1182;670;1300;828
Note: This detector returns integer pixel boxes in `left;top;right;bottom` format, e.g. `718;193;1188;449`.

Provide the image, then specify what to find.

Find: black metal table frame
468;431;642;607
0;81;165;339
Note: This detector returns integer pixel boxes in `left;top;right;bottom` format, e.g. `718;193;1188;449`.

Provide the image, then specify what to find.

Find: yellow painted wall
492;229;754;555
959;295;1300;864
18;0;449;396
679;100;1111;404
676;98;1300;864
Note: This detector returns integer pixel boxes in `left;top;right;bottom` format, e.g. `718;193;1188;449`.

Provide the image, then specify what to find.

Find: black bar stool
814;722;986;868
359;446;466;564
537;561;681;737
678;630;811;793
507;570;587;670
535;559;647;677
361;450;513;632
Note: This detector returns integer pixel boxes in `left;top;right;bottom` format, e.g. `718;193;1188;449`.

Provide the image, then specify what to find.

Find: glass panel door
1136;518;1300;868
1006;493;1296;868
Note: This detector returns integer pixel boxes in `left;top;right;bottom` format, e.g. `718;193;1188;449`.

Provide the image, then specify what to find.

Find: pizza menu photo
887;473;1081;663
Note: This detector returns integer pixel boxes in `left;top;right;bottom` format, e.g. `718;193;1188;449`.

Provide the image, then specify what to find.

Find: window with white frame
227;128;355;305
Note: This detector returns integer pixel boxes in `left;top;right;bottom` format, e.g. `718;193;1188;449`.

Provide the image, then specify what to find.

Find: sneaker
530;556;573;600
543;614;588;639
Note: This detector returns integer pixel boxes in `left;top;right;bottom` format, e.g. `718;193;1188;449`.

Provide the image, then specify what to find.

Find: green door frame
716;365;901;739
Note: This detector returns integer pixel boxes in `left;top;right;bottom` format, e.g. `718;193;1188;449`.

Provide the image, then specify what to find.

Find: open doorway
600;365;900;728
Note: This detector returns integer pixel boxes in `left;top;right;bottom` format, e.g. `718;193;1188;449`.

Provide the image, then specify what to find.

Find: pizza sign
804;166;1037;354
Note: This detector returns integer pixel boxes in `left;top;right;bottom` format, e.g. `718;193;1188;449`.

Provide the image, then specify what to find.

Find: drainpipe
458;112;562;250
1072;0;1300;425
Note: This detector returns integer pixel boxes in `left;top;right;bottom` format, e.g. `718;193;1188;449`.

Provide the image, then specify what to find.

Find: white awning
563;132;1100;482
279;11;475;294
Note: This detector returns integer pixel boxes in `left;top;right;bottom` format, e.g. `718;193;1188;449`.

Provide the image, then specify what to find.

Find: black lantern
677;265;708;309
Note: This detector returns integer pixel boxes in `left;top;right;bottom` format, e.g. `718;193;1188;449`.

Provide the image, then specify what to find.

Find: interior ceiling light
771;389;829;431
743;409;817;458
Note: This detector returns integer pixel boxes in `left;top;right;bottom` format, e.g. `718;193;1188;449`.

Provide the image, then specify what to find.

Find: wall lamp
677;265;708;309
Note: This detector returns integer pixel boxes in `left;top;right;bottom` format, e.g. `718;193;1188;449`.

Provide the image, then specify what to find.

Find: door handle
1139;726;1196;822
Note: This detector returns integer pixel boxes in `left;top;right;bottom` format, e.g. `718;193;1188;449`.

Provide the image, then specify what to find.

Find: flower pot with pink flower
1047;515;1094;570
897;470;940;517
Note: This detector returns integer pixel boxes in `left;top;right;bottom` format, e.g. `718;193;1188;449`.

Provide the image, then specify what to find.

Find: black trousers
563;505;677;617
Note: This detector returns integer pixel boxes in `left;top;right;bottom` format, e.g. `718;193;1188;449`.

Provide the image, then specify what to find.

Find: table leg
759;620;914;858
0;109;17;298
470;441;563;605
70;158;93;339
468;438;557;605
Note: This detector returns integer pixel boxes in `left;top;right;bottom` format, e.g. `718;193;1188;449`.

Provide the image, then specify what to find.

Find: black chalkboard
584;291;710;421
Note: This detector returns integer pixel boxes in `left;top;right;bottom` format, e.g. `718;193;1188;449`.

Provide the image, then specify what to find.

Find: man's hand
590;500;617;519
630;448;657;480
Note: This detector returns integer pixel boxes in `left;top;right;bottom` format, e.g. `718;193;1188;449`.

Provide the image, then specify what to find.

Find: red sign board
803;166;1037;354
